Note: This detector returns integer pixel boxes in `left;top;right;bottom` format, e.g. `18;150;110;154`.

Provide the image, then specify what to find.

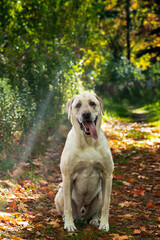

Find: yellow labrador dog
55;92;114;232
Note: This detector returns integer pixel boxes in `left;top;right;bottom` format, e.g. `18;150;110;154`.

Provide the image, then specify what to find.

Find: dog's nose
82;111;91;120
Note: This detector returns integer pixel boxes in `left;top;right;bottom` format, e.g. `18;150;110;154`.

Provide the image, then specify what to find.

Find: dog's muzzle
78;116;98;140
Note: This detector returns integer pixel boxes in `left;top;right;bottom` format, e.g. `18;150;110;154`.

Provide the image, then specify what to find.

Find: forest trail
130;108;150;122
0;118;160;239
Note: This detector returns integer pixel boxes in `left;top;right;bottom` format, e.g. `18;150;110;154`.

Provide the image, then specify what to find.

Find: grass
103;97;160;124
151;120;160;133
143;101;160;121
103;98;131;120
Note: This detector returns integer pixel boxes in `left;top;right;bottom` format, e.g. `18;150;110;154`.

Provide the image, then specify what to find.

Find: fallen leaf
47;190;54;196
112;234;129;240
68;232;78;236
123;214;133;220
127;178;135;183
140;226;146;231
9;236;24;240
9;168;25;178
18;202;28;212
133;229;141;234
145;230;154;235
9;200;17;211
32;160;42;166
113;174;124;180
2;180;15;187
36;231;41;236
0;215;11;221
119;201;131;208
35;223;46;229
133;189;145;196
39;180;48;185
0;224;6;230
146;201;154;208
10;219;17;225
48;221;60;228
154;191;160;197
122;181;131;186
19;162;30;167
157;217;160;222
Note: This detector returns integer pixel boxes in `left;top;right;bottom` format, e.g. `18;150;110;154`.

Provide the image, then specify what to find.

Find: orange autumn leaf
140;226;146;231
119;201;131;208
0;224;6;230
47;190;54;196
154;191;160;197
112;234;129;240
123;214;133;220
9;168;25;178
133;189;145;196
133;229;141;234
9;200;17;211
146;201;154;208
127;178;135;183
48;221;60;228
9;236;24;240
10;219;17;225
113;174;124;179
0;216;11;221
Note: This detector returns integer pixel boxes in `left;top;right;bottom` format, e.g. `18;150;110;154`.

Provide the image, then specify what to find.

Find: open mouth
78;117;98;140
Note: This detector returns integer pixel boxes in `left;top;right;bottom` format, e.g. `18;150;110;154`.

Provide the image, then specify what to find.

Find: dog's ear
66;97;75;119
94;94;104;115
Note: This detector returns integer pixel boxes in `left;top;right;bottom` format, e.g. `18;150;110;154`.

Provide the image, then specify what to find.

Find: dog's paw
64;222;77;232
99;223;109;232
89;219;100;227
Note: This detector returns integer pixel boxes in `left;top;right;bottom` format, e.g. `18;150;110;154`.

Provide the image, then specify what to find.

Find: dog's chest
74;165;100;188
72;165;102;206
71;148;104;205
72;147;104;177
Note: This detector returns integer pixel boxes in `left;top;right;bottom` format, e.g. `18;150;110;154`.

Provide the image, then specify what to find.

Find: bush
95;54;146;103
0;78;36;148
0;44;83;153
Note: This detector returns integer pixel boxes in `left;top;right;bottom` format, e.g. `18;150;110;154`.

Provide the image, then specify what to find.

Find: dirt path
131;112;149;122
0;119;160;239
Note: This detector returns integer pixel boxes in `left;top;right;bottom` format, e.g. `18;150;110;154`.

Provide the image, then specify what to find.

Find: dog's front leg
99;174;112;231
63;174;77;232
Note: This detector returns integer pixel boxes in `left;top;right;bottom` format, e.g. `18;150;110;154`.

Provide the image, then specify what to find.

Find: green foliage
0;0;160;155
0;158;14;171
102;97;130;120
95;55;146;103
0;78;36;147
143;102;160;122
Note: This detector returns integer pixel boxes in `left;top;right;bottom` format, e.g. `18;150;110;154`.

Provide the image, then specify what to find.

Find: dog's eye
75;103;81;108
89;101;96;107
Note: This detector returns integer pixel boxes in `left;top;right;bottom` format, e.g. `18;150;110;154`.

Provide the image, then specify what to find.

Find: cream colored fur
55;92;114;232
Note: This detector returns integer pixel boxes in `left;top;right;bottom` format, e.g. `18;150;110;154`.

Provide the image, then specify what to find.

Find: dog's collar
78;117;98;136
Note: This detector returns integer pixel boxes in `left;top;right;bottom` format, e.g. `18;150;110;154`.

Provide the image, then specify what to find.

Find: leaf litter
0;119;160;239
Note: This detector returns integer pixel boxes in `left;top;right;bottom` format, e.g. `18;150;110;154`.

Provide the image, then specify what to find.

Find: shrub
95;54;146;103
0;78;36;148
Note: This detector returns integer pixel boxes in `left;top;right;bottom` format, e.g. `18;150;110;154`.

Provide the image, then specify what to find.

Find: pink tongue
83;122;98;140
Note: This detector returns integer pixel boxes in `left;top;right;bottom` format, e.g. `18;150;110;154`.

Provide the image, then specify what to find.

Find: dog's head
66;92;104;140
